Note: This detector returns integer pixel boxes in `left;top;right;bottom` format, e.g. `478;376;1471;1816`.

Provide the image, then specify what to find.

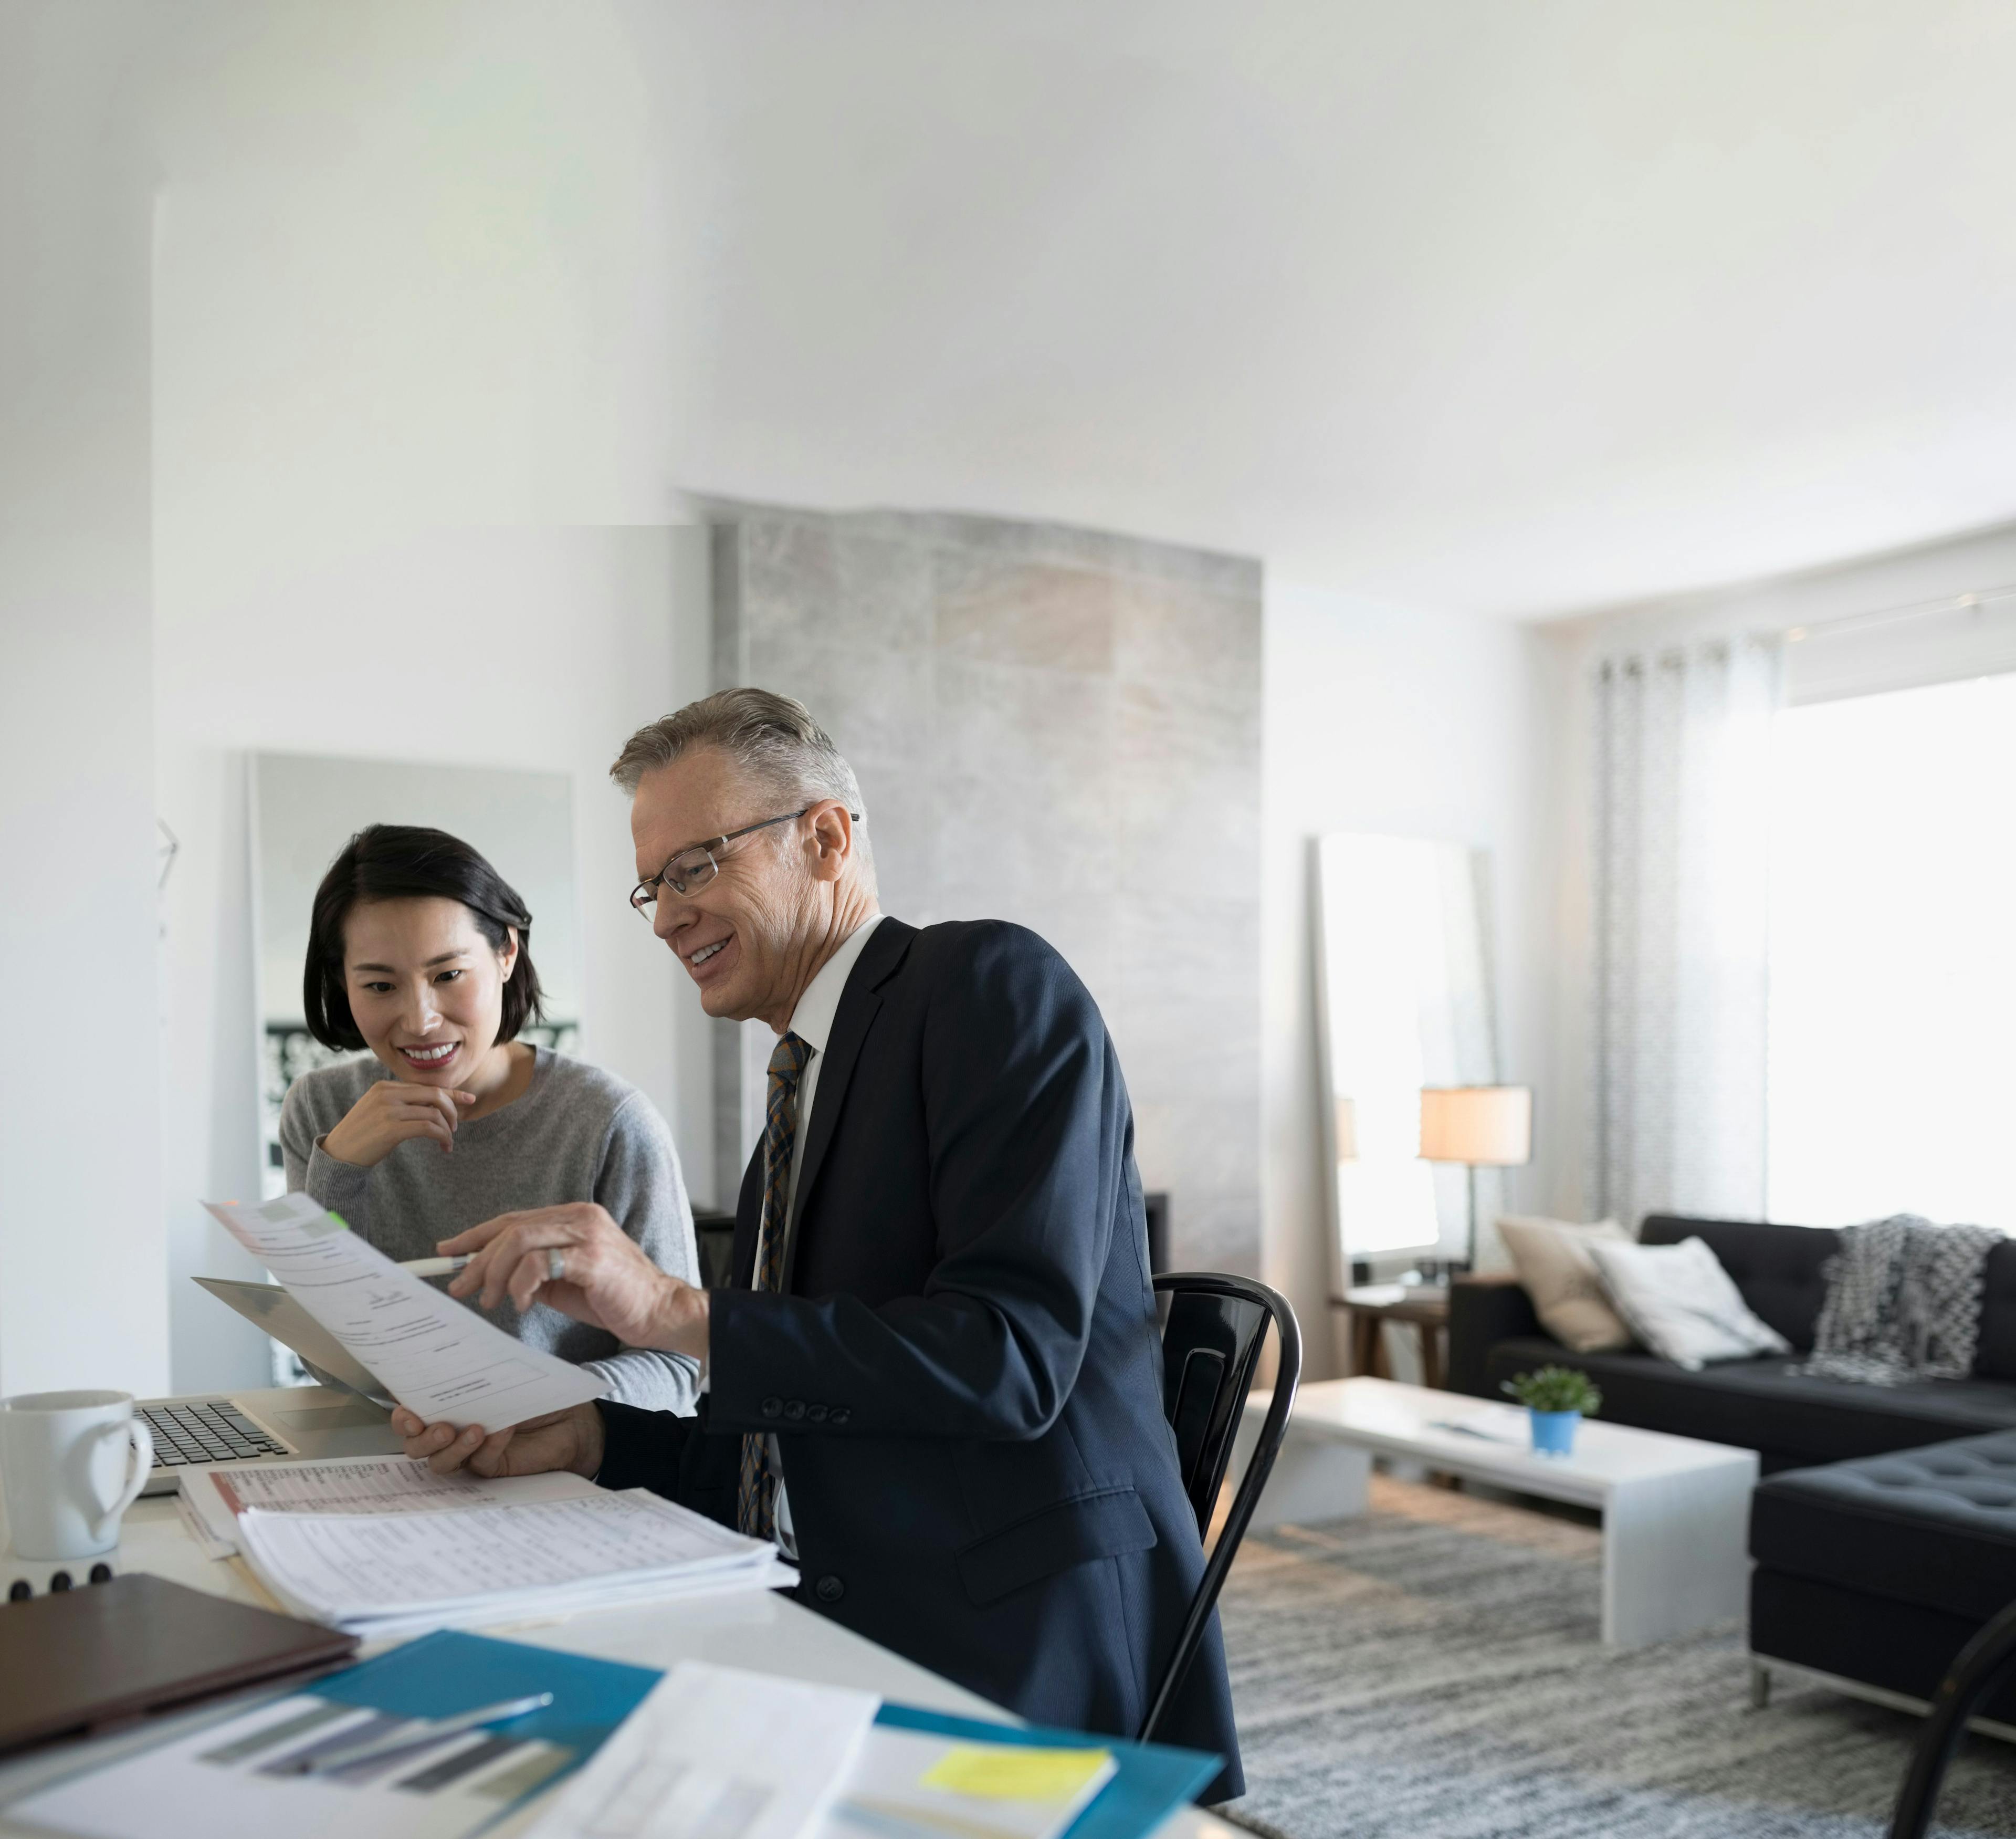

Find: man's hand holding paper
393;1400;608;1479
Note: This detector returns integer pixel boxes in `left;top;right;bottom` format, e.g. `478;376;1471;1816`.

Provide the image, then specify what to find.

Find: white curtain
1590;634;1783;1229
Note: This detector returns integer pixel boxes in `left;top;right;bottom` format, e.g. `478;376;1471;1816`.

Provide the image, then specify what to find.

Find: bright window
1766;672;2016;1229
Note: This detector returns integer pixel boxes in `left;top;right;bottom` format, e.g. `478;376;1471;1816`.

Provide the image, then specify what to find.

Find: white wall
1262;581;1566;1378
0;2;170;1397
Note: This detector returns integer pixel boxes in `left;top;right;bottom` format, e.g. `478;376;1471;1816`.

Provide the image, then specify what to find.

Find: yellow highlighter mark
920;1745;1112;1802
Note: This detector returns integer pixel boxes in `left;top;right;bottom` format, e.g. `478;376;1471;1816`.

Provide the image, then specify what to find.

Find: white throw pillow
1586;1236;1793;1371
1496;1216;1636;1353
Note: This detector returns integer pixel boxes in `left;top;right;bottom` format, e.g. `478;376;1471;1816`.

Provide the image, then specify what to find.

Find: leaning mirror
1313;832;1500;1277
250;753;583;1208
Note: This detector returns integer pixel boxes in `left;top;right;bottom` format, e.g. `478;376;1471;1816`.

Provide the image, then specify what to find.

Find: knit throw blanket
1798;1214;2004;1385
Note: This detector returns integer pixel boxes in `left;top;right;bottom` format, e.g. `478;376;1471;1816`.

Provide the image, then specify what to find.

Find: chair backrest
1890;1596;2016;1838
1143;1271;1301;1746
1159;1280;1273;1535
692;1208;738;1289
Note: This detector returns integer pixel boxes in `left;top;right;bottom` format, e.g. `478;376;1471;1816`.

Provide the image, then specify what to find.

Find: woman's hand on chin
322;1078;476;1166
439;1204;711;1360
392;1403;604;1480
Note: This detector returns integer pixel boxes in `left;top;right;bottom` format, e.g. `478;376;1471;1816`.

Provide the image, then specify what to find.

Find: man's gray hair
610;688;871;864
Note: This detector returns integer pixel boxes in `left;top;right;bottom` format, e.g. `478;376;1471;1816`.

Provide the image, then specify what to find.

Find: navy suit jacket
595;917;1241;1798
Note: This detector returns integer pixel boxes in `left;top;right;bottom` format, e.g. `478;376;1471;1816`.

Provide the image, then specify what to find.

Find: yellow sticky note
920;1744;1112;1802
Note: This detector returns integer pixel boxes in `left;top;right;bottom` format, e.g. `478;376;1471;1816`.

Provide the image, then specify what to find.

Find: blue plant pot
1529;1409;1580;1457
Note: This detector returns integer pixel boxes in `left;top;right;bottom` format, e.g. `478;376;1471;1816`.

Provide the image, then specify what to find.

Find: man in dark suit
394;688;1241;1796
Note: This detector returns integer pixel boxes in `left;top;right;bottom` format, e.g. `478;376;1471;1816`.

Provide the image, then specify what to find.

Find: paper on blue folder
843;1705;1222;1839
7;1630;659;1839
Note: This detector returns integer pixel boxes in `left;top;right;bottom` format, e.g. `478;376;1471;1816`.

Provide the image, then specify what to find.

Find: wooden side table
1332;1283;1451;1389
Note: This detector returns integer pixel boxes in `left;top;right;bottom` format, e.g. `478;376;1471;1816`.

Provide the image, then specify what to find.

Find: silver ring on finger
547;1247;565;1284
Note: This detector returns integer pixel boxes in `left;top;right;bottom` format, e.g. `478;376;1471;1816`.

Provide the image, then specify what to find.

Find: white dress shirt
752;913;884;1556
780;913;885;1232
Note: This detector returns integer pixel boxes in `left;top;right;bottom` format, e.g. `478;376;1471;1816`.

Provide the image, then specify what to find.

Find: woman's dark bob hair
303;824;545;1051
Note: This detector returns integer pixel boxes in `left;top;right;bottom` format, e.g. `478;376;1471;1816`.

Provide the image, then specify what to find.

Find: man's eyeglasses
628;806;861;912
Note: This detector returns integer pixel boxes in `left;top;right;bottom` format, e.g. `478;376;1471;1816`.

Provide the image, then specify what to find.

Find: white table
1235;1376;1759;1649
0;1486;1223;1837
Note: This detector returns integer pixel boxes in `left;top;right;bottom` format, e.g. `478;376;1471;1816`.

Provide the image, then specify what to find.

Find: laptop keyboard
143;1401;290;1469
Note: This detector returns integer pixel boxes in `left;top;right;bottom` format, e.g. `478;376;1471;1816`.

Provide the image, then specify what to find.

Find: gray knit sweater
279;1048;700;1413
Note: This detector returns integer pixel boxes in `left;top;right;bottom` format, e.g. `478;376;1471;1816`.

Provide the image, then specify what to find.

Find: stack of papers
179;1453;605;1558
235;1490;793;1638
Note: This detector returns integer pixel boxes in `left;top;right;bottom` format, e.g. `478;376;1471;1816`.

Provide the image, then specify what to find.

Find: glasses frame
628;804;861;912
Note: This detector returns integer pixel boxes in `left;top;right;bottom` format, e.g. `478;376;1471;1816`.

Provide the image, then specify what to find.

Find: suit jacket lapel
730;1136;764;1290
783;918;916;1287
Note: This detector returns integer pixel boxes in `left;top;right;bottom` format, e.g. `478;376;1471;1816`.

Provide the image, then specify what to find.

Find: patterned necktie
737;1030;813;1540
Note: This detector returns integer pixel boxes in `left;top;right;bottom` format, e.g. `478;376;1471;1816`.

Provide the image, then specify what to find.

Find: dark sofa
1449;1213;2016;1719
1450;1213;2016;1473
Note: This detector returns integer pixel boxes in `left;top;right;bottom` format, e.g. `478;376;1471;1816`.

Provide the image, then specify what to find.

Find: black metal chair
1889;1598;2016;1838
1141;1270;1301;1745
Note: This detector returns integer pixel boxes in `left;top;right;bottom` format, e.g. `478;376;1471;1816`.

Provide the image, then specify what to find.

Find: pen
398;1255;473;1278
285;1692;555;1776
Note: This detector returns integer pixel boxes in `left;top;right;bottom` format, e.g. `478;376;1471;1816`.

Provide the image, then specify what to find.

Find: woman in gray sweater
278;823;700;1413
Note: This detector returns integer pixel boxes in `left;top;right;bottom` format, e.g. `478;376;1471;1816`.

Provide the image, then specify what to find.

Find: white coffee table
1233;1376;1759;1649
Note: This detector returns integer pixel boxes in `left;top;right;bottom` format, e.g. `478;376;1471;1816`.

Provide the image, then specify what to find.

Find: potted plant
1501;1365;1602;1457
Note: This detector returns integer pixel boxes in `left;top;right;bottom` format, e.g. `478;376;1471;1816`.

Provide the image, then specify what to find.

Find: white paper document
528;1662;879;1839
823;1727;1118;1839
181;1453;604;1555
204;1192;604;1433
237;1489;791;1637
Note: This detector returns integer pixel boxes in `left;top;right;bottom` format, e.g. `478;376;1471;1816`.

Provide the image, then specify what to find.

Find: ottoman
1750;1429;2016;1721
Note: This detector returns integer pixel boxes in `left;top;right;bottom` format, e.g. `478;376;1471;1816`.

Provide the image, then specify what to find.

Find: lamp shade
1419;1085;1531;1166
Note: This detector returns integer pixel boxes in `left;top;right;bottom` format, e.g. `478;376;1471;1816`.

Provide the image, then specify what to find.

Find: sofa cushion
1496;1216;1634;1353
1750;1569;2016;1718
1640;1215;1837;1352
1750;1431;2016;1624
1480;1337;2016;1468
1587;1236;1791;1370
1974;1241;2016;1382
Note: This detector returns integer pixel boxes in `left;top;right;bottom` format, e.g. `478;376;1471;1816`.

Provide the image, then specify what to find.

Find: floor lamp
1419;1086;1532;1273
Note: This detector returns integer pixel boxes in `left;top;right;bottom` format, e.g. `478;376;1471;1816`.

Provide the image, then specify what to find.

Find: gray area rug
1216;1475;2016;1837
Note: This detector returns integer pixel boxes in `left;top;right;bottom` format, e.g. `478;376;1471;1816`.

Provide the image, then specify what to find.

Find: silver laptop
138;1278;406;1495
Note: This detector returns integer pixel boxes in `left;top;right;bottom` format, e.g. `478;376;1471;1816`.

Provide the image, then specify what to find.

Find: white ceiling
662;1;2016;618
155;2;2016;619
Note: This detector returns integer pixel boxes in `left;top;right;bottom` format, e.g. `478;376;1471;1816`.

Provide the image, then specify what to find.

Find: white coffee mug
0;1391;154;1560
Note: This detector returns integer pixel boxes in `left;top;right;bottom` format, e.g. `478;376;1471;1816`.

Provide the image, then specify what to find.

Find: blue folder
311;1628;660;1774
309;1631;1220;1839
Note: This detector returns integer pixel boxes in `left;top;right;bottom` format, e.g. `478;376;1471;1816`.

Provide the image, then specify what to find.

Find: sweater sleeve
583;1092;703;1415
279;1074;371;1223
